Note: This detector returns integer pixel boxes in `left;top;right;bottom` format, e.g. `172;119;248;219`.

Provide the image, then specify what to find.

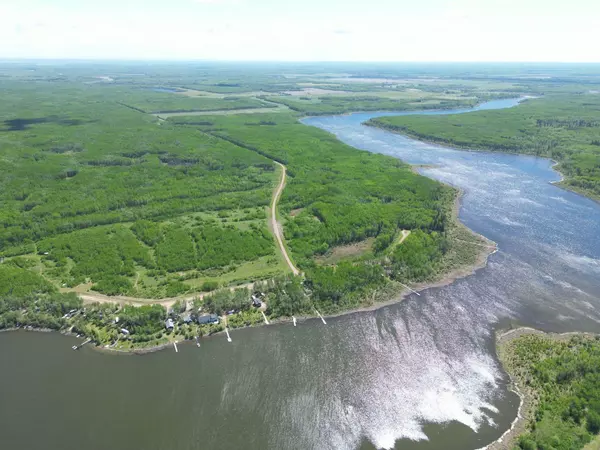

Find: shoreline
485;327;598;450
0;186;496;355
299;94;521;121
365;121;600;205
2;103;505;355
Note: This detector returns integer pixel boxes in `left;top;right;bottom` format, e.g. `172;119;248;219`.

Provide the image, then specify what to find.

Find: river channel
2;99;599;450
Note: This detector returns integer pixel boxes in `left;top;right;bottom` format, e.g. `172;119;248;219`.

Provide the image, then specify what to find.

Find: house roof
197;313;219;324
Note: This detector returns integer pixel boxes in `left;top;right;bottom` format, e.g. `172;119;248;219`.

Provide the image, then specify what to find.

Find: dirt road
79;282;257;309
272;162;300;275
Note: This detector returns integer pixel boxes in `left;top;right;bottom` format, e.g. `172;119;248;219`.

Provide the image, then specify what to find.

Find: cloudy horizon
2;0;599;62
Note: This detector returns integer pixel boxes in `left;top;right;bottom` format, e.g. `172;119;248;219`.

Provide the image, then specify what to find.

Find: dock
398;282;420;296
292;316;297;326
314;308;327;325
173;342;178;353
261;311;270;325
224;316;232;342
72;338;92;351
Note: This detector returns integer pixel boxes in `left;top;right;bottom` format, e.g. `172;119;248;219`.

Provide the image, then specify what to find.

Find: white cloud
193;0;240;4
0;0;598;61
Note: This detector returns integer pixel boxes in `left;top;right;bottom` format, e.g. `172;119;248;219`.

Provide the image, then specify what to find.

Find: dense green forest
172;112;453;260
0;61;538;309
263;94;482;115
2;62;600;349
0;80;285;298
170;107;494;311
367;95;600;201
0;264;82;330
501;333;600;450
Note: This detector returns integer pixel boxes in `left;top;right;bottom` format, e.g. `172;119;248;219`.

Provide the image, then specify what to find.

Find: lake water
150;87;182;93
2;99;600;450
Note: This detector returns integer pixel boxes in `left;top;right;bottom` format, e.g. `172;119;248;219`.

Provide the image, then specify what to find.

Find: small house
251;294;262;308
181;312;193;324
197;314;219;325
165;318;175;330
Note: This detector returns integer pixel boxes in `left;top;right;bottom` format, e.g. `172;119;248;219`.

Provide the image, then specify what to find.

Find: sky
1;0;599;62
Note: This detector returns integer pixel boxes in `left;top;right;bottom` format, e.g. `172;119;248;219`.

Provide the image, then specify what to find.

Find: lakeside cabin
181;312;194;324
197;314;219;325
165;318;175;331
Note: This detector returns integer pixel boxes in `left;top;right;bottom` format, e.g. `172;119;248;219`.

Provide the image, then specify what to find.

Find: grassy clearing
315;238;375;265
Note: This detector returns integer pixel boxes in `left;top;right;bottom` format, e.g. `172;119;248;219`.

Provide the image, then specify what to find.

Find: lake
2;99;599;450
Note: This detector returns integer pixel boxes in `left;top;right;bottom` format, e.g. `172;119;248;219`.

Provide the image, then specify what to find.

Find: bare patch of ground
176;89;271;98
154;104;288;119
316;238;374;265
283;88;351;96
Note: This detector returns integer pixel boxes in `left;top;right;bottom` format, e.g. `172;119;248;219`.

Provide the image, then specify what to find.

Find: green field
367;95;600;201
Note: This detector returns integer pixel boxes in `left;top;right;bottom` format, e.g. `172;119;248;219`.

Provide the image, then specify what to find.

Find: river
2;99;600;450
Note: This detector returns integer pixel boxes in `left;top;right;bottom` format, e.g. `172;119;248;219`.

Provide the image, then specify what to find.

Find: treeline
536;118;600;129
193;224;273;269
38;226;153;295
389;230;449;282
263;95;478;116
30;218;277;296
305;262;386;310
198;288;251;316
505;334;600;450
367;95;600;200
132;220;276;274
0;265;82;330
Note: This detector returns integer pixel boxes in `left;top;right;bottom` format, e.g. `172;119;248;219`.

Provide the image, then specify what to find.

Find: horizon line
1;58;600;65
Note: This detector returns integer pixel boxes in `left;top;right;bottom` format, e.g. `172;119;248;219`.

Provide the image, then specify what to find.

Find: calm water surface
2;99;600;450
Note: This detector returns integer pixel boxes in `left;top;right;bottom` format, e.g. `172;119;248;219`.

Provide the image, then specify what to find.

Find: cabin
251;294;262;308
181;312;193;324
197;314;219;325
165;318;175;331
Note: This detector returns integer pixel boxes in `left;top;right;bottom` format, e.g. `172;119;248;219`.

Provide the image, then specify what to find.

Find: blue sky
1;0;599;61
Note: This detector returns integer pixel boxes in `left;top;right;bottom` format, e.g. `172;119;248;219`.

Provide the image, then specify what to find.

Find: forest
263;94;482;115
367;95;600;201
502;333;600;450
2;62;600;349
169;110;465;310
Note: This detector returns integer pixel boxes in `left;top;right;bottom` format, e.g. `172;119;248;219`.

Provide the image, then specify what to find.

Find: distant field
116;89;275;114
